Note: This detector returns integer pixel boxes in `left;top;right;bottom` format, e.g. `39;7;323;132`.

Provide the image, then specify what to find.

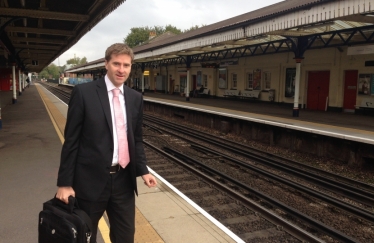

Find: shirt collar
105;75;124;94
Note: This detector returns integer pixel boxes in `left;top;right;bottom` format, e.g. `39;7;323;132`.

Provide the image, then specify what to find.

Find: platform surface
142;92;374;144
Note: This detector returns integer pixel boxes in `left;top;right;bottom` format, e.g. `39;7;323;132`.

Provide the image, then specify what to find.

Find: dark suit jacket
57;78;149;201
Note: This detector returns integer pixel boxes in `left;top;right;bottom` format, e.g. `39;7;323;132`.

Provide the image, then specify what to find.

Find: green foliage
66;56;87;66
124;26;152;48
165;24;182;35
39;63;60;79
184;24;205;33
123;24;206;48
124;25;182;48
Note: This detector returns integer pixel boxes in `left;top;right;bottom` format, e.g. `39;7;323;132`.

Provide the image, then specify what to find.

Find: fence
63;78;92;85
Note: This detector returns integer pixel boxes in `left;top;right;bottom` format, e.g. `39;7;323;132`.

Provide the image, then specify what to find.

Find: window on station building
231;73;238;89
246;72;253;89
180;75;187;93
263;71;271;90
203;74;208;87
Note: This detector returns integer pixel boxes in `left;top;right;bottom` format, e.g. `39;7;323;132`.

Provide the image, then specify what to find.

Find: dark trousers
77;167;135;243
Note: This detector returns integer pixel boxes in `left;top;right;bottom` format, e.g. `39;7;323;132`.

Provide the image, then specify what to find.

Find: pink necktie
112;88;130;168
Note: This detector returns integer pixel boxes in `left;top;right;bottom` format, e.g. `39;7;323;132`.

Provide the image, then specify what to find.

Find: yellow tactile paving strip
36;84;164;243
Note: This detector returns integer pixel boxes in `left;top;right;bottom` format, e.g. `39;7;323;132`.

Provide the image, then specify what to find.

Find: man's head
105;43;134;63
105;43;134;87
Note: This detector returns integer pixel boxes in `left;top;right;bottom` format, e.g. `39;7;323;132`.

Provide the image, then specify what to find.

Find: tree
124;26;152;48
184;24;206;33
66;56;87;66
123;25;182;48
39;63;60;79
165;24;182;35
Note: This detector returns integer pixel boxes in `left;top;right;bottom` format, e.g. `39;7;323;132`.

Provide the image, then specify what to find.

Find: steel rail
143;141;326;243
190;145;374;223
161;146;357;243
144;115;374;198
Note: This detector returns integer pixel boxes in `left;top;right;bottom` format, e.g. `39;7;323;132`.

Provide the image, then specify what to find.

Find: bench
223;89;240;98
241;90;261;99
355;98;374;114
197;88;210;97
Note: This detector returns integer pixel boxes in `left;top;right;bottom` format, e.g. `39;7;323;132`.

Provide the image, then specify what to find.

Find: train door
343;70;358;111
307;71;330;111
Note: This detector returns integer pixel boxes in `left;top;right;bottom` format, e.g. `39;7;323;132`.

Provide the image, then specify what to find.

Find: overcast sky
53;0;284;66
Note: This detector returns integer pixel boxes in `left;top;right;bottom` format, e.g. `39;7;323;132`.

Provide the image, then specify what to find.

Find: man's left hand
141;174;157;187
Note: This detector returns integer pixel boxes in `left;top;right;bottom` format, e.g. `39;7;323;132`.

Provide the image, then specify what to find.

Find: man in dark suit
56;43;157;243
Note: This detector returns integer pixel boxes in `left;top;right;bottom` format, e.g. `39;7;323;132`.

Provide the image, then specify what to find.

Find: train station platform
142;91;374;145
0;84;238;243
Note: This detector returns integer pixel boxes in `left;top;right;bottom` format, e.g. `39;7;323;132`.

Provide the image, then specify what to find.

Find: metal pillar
186;69;190;101
22;73;25;90
141;63;145;95
141;73;145;95
18;69;22;96
12;64;17;104
185;56;192;102
293;59;302;117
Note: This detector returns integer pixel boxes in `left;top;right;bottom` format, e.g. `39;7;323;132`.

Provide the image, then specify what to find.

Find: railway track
144;141;321;243
143;113;374;243
38;82;71;104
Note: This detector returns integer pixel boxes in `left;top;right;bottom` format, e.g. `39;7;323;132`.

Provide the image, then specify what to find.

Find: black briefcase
38;196;93;243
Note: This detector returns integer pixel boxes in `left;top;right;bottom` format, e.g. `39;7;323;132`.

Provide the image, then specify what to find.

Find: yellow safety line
35;85;65;143
36;84;112;243
98;215;111;242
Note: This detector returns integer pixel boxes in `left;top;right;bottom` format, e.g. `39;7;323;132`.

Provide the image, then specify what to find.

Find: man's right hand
56;186;75;204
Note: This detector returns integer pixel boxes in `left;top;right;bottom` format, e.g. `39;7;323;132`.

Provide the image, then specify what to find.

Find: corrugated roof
133;0;332;53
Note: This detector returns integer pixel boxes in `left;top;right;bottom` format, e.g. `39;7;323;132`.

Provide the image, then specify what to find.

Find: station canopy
0;0;125;73
65;0;374;74
132;0;374;67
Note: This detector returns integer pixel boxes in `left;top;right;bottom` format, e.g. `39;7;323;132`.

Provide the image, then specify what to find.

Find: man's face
105;54;132;87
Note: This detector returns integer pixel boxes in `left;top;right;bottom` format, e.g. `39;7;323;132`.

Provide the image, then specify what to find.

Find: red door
343;70;358;111
307;71;330;111
192;75;197;90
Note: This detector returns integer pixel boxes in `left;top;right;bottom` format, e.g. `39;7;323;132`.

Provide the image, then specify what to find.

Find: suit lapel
96;78;113;138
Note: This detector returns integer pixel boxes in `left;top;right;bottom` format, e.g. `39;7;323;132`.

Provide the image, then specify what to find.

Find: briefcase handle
50;196;93;235
53;195;79;214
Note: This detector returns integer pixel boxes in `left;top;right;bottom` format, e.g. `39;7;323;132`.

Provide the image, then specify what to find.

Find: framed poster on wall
358;74;371;95
218;68;227;89
253;69;261;90
285;68;296;97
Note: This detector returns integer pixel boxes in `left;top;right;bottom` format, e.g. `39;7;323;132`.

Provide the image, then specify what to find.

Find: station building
66;0;374;116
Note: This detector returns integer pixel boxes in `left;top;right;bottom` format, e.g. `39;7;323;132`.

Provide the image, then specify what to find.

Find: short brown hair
105;43;134;63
